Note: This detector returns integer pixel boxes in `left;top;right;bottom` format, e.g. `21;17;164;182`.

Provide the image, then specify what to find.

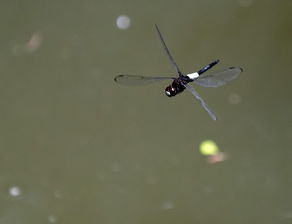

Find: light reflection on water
116;15;131;30
8;186;22;197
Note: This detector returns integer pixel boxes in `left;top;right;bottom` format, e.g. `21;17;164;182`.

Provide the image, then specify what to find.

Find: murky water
0;0;291;223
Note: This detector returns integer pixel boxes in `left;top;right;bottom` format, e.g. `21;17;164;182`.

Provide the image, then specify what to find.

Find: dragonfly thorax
165;80;186;97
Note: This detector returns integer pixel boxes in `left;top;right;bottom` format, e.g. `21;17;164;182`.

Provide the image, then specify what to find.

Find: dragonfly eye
165;86;176;97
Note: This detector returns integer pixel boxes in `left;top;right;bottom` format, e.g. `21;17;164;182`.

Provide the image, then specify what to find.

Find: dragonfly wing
114;75;174;86
183;83;217;121
194;67;242;87
155;24;183;76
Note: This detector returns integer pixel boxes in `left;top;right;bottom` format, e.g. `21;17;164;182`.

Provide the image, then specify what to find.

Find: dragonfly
114;25;243;120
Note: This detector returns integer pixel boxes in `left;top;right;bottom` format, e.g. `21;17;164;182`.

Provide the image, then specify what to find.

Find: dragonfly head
165;85;176;97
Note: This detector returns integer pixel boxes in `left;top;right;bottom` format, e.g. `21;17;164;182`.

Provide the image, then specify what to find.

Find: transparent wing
194;67;242;87
183;83;217;121
114;75;174;86
155;24;183;76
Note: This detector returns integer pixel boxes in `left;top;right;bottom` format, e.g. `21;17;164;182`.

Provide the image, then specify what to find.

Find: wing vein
155;24;182;76
183;83;217;120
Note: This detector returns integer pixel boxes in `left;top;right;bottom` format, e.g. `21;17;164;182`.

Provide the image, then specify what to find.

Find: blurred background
0;0;291;223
